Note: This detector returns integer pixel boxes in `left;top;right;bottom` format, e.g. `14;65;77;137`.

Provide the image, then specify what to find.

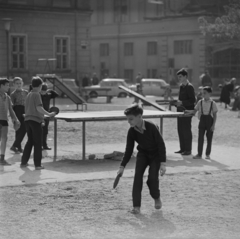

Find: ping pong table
53;110;183;160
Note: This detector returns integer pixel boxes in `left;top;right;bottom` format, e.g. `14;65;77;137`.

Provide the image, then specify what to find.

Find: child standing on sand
10;77;28;153
185;86;218;160
116;104;166;214
20;77;56;170
0;78;20;165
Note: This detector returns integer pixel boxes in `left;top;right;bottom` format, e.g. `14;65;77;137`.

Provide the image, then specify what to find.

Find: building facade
0;0;92;85
90;0;239;88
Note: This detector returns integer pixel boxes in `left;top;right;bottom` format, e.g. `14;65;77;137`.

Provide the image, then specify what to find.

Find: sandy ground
1;97;240;239
1;170;240;239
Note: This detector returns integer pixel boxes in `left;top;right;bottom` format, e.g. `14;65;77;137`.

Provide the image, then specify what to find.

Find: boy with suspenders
185;86;218;159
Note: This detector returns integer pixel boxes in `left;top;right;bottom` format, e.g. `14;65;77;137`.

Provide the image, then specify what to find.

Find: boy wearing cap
185;86;218;159
10;77;28;153
20;77;56;170
40;83;58;150
117;103;166;214
0;78;20;165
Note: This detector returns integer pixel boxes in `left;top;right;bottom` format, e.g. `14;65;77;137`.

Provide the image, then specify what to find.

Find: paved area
1;141;239;187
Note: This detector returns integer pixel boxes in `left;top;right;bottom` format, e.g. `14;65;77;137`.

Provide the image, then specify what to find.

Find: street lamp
2;18;12;79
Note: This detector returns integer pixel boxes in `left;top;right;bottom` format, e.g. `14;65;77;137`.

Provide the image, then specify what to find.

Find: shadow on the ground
19;167;56;184
40;156;137;174
115;210;175;238
167;154;228;170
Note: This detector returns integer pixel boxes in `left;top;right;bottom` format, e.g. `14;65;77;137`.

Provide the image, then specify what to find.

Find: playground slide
39;74;87;109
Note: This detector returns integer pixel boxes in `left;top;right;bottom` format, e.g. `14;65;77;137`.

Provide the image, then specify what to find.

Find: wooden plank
119;85;166;111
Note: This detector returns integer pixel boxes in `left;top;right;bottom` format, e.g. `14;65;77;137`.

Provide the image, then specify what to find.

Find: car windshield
122;81;128;87
63;80;76;87
160;80;168;86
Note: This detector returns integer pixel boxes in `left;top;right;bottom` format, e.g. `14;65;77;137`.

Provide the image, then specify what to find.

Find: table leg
82;121;86;160
54;118;57;161
160;118;163;135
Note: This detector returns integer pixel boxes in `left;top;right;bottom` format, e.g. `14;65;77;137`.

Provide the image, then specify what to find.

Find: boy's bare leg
0;126;8;155
0;126;10;165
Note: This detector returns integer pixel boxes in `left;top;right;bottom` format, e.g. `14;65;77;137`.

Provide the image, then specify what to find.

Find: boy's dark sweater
41;90;58;111
120;120;166;167
178;82;196;111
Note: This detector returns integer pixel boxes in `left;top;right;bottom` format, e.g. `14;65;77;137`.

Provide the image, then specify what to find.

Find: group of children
1;74;220;214
0;76;57;168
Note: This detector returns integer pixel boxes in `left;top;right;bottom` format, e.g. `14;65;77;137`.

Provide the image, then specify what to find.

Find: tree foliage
198;2;240;39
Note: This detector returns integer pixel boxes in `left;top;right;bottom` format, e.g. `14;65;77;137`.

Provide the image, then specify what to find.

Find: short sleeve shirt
10;89;28;106
24;91;44;123
195;99;218;119
0;92;11;121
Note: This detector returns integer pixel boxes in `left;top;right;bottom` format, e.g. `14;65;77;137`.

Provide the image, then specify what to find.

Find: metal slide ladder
38;74;87;111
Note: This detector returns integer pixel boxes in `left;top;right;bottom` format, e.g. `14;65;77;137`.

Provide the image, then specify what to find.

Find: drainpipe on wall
74;10;80;94
117;19;121;78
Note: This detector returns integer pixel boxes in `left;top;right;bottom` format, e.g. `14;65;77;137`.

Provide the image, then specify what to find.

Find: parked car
130;79;179;96
83;78;130;98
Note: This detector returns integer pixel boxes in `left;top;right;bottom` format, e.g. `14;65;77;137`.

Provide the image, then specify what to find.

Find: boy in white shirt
185;86;218;159
0;78;20;165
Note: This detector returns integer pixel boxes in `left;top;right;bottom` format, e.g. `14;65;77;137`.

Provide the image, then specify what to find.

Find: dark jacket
178;82;196;111
41;90;58;111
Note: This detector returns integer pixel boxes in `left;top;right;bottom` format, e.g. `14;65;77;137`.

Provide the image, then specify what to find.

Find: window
100;62;109;78
147;69;157;78
97;0;104;24
124;69;134;82
174;40;192;55
145;1;164;19
55;37;69;70
124;42;133;56
147;41;157;55
11;35;26;69
100;43;109;57
114;0;129;22
8;0;27;4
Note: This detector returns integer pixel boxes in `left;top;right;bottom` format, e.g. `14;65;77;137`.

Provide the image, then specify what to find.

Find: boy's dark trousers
177;116;192;152
42;119;49;148
12;105;26;150
198;115;213;156
21;120;42;167
132;152;161;207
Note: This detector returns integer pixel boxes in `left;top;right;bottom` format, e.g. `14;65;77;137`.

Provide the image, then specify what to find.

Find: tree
198;1;240;39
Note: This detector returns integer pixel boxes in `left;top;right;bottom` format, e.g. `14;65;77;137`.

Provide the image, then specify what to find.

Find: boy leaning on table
185;86;218;160
116;103;166;214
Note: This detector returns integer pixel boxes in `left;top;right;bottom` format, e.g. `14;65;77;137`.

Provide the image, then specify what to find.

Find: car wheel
118;92;127;98
89;91;98;98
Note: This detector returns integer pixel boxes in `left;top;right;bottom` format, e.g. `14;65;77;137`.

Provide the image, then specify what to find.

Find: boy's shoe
0;160;11;166
154;197;162;209
18;148;23;153
130;207;141;214
193;154;202;159
42;146;52;150
20;163;29;168
35;166;45;170
205;155;211;160
181;151;192;156
174;150;184;154
10;146;20;154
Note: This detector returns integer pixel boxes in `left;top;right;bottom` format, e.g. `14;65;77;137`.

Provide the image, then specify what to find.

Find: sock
0;154;5;161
